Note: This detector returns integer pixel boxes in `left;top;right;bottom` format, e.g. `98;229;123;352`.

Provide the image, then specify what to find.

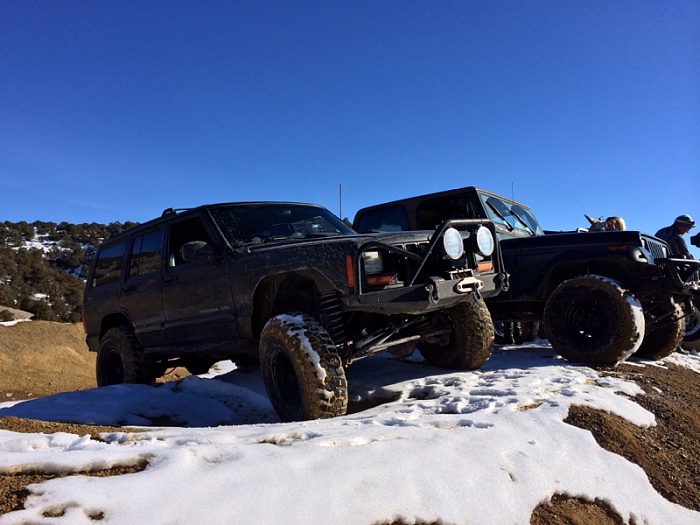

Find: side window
91;240;128;288
167;216;214;267
128;229;164;278
417;195;473;229
355;205;409;232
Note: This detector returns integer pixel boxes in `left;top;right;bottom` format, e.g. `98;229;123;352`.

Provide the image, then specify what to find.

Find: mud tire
260;313;348;422
635;300;685;359
494;321;514;344
513;321;540;344
96;326;156;386
544;275;645;365
681;305;700;351
419;298;494;369
495;321;540;345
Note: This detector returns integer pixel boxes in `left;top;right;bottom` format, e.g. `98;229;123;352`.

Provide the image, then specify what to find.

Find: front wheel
544;275;645;365
259;313;348;422
419;298;494;369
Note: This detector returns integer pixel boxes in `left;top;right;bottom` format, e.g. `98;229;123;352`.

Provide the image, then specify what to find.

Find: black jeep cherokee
83;202;507;421
354;187;700;366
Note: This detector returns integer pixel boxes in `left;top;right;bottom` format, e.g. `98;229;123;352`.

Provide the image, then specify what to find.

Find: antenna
339;183;342;218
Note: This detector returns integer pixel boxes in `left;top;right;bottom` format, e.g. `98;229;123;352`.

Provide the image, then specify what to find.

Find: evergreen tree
0;218;139;322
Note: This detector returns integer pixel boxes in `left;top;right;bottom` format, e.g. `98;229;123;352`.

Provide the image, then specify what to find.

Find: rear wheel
635;299;685;359
260;313;348;422
96;326;156;386
681;305;700;351
495;321;540;345
544;275;645;365
494;322;514;344
419;298;494;369
513;321;540;344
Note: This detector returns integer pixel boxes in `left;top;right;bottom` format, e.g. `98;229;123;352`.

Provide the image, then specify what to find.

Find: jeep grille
642;237;668;260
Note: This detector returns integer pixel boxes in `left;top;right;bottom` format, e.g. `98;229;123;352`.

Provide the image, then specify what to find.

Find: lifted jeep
83;202;507;421
354;187;700;366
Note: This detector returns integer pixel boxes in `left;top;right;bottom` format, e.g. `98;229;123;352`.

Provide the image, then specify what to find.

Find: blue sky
1;1;698;253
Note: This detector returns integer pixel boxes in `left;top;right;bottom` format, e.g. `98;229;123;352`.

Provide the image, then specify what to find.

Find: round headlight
475;226;495;256
443;227;465;260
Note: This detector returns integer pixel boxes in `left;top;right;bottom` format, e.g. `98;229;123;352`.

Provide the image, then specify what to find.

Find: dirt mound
0;321;190;401
0;321;96;400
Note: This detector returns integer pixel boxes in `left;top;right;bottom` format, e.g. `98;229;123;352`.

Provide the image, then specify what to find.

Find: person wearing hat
655;214;696;259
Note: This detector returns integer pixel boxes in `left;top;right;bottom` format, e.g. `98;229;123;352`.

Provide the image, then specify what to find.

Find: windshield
209;203;355;246
478;194;544;236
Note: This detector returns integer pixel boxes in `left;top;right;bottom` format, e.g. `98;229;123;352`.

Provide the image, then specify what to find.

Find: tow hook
426;282;440;305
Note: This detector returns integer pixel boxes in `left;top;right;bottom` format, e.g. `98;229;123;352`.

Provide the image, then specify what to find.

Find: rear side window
417;195;477;230
128;229;164;278
91;240;128;288
355;205;409;232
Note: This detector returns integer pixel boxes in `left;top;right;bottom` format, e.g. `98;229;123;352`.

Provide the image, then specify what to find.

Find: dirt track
1;321;699;523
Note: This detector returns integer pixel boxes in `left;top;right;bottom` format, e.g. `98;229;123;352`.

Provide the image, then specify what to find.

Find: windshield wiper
485;201;514;231
509;209;537;236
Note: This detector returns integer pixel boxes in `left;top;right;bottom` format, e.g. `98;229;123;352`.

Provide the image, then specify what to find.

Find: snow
0;320;29;327
1;343;699;525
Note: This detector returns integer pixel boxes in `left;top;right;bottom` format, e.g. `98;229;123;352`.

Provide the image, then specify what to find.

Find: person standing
655;214;696;258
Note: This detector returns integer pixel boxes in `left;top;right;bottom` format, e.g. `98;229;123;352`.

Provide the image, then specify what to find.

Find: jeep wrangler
354;187;700;366
83;202;507;421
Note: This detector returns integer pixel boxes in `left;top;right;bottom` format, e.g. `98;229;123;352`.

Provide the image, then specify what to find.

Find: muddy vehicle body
354;187;700;365
83;201;507;421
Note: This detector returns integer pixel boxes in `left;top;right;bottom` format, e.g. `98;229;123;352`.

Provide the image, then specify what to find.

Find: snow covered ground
1;342;699;525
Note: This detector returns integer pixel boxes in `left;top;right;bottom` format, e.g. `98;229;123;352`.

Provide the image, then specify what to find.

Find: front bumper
656;257;700;293
344;218;508;315
344;274;496;315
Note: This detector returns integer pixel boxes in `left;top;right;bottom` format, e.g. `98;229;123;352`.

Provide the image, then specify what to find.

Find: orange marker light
345;254;355;290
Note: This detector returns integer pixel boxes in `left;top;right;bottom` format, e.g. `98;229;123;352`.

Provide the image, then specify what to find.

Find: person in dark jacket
655;214;695;259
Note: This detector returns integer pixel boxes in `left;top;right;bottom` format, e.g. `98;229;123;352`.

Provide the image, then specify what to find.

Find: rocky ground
0;321;699;524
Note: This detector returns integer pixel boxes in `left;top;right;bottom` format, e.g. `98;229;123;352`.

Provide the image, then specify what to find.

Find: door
161;214;237;346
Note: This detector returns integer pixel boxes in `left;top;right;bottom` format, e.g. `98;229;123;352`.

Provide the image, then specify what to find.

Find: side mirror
181;241;218;263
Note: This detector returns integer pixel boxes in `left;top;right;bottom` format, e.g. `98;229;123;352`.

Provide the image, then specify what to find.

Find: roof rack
161;208;191;217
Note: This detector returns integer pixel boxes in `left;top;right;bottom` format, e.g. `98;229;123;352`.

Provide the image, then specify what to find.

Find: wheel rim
563;297;610;344
103;348;124;385
685;309;700;338
269;346;302;412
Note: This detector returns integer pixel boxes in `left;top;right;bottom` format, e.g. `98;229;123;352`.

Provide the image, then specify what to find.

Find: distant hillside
0;220;137;322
